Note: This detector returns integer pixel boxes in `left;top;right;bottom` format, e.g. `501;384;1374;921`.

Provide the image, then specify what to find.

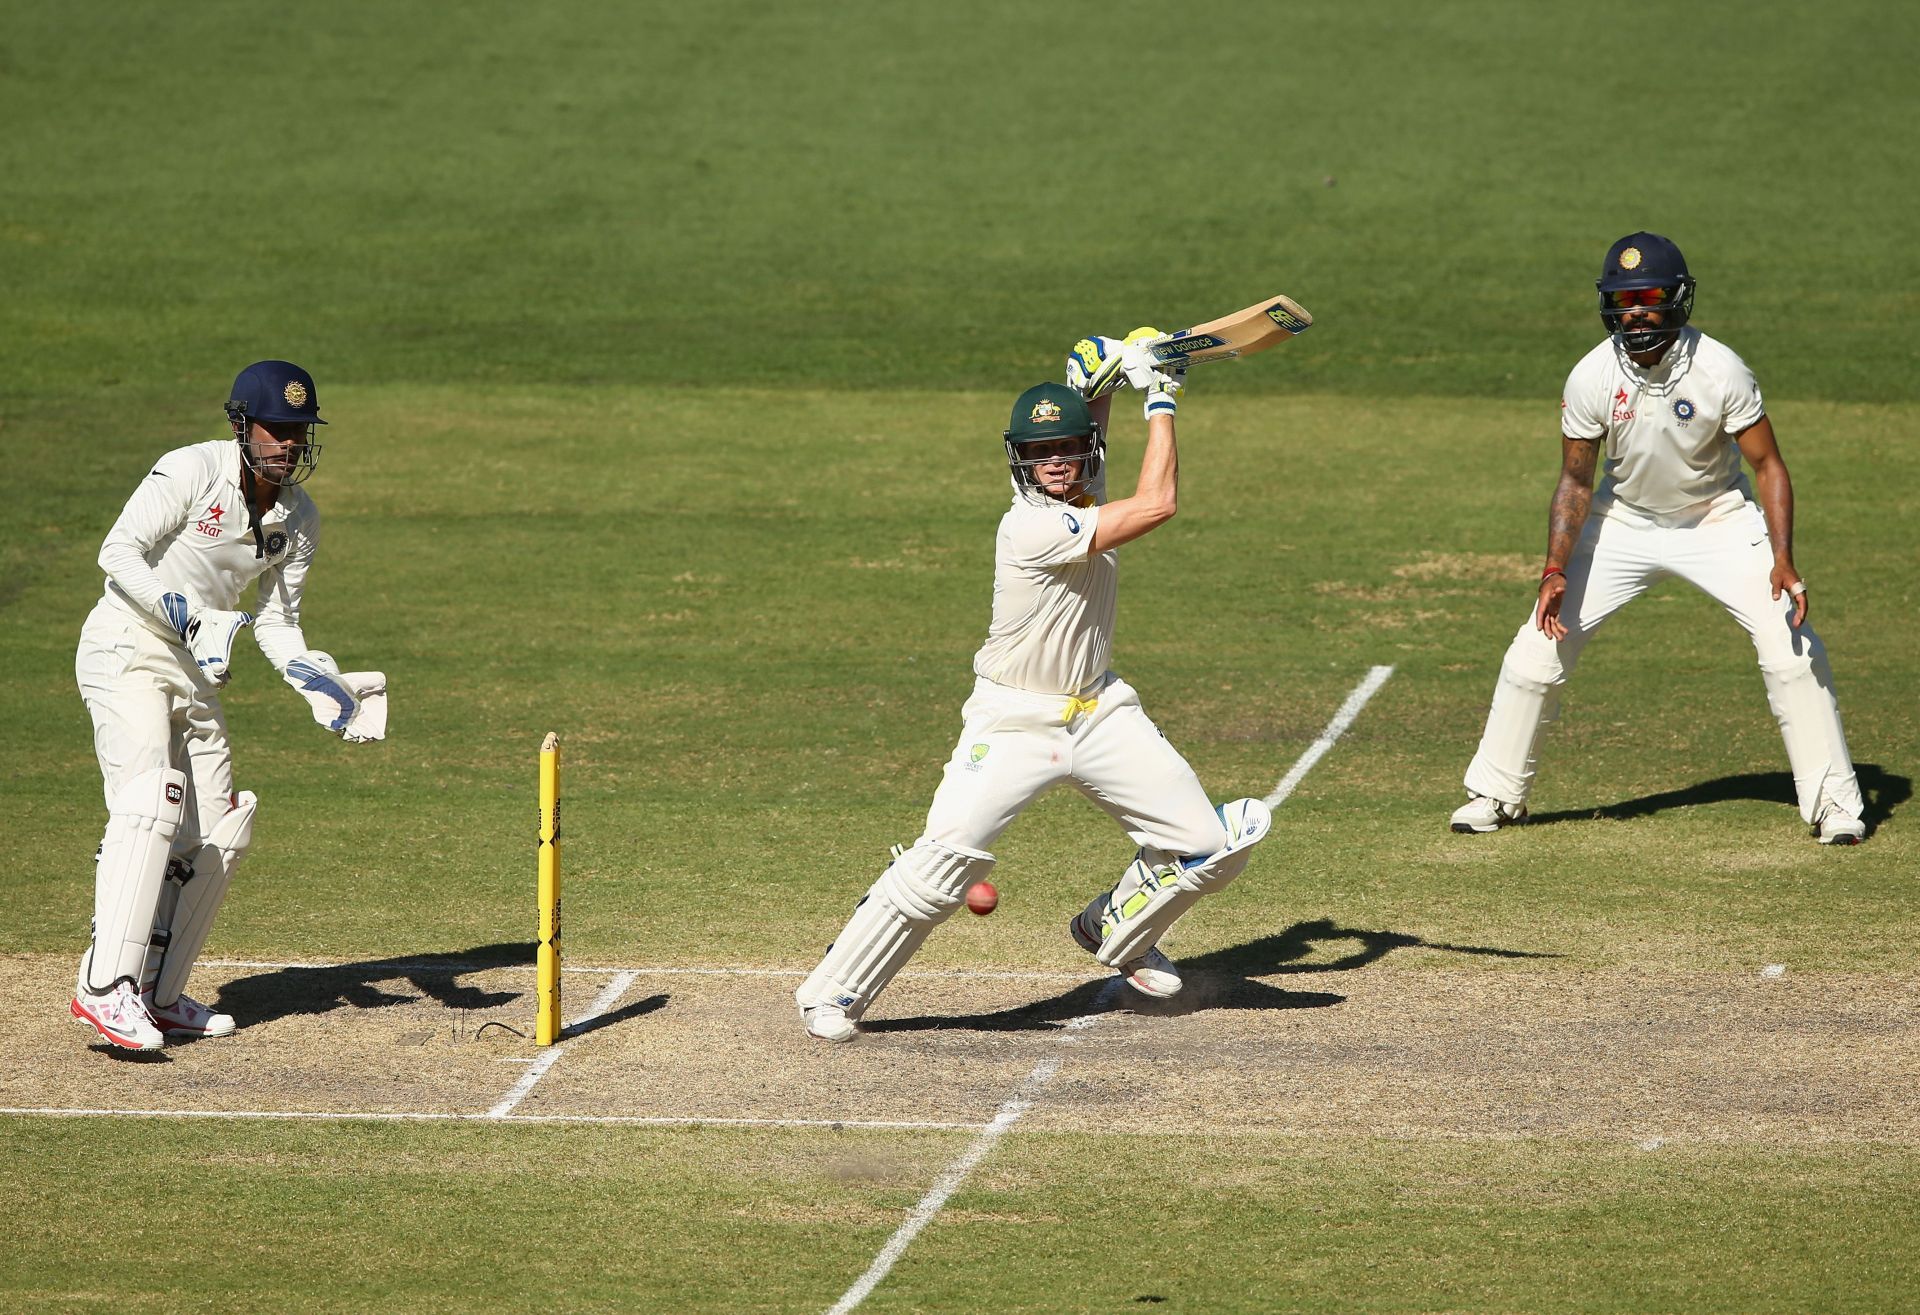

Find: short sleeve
1560;357;1606;441
1001;502;1100;568
1721;350;1766;435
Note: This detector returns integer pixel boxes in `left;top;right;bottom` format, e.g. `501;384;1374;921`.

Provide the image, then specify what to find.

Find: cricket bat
1138;294;1313;368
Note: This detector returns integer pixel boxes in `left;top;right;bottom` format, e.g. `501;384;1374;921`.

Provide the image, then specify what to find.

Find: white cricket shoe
1069;908;1184;999
143;989;237;1039
1450;794;1528;833
71;981;164;1052
1814;803;1865;846
800;1004;858;1043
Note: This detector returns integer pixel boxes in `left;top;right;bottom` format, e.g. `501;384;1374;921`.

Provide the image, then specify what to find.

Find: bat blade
1142;294;1313;368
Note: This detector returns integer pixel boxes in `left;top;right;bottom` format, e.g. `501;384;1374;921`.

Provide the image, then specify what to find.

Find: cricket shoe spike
1069;907;1184;999
800;1004;858;1044
1813;803;1865;846
1450;794;1528;833
143;989;236;1039
71;980;164;1052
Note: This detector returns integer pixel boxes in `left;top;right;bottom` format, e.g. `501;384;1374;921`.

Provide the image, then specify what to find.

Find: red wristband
1541;566;1564;582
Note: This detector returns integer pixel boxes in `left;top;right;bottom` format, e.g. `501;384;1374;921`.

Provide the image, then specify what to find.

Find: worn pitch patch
3;953;1914;1143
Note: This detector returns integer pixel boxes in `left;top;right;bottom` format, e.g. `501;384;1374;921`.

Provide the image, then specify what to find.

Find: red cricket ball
965;881;998;915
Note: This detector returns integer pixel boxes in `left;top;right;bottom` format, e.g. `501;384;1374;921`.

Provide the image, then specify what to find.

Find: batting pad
795;839;993;1018
83;767;186;993
1091;797;1271;966
151;791;257;1005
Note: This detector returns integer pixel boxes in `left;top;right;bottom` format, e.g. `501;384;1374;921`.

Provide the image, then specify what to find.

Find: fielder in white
1451;232;1865;844
795;339;1272;1043
71;360;388;1052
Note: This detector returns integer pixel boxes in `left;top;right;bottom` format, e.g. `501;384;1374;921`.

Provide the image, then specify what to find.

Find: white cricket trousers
922;673;1229;863
76;600;236;851
1463;490;1862;823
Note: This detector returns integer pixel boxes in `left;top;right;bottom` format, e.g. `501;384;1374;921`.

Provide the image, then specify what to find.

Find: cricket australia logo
965;743;990;773
1028;399;1063;425
1672;397;1697;425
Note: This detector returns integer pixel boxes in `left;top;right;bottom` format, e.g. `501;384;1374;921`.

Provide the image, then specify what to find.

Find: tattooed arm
1536;436;1600;639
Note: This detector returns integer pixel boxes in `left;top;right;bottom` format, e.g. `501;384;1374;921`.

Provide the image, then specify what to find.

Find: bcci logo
1029;399;1063;425
1672;398;1696;425
1619;247;1643;270
283;380;309;408
265;531;289;556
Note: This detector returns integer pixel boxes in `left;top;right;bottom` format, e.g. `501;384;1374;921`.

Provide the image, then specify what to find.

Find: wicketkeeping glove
175;600;254;687
1066;335;1129;400
284;650;389;742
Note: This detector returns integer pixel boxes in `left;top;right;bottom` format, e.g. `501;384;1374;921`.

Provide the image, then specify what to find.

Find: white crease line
829;664;1395;1315
198;959;1100;982
825;979;1123;1315
0;1107;984;1131
1265;665;1395;807
485;969;637;1118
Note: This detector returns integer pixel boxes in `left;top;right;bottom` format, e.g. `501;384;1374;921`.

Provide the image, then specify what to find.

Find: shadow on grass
214;941;532;1028
865;917;1553;1034
1526;762;1908;836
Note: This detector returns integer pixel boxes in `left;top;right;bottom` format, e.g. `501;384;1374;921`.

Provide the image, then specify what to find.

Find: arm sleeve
1002;502;1101;568
252;505;320;671
1722;351;1766;435
1559;358;1606;441
97;447;206;631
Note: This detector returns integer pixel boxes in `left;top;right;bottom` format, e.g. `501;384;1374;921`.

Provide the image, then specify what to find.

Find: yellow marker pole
536;732;563;1045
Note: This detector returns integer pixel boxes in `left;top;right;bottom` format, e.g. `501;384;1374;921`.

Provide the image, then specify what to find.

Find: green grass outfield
3;3;1917;1312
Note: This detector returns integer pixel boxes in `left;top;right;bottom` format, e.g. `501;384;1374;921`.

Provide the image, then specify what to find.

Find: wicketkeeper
71;360;388;1051
794;336;1272;1043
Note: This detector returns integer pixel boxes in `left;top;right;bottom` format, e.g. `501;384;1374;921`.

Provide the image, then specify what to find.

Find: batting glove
183;607;254;687
1066;335;1128;400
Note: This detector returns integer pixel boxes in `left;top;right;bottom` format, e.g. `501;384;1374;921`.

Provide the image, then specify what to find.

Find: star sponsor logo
1610;386;1635;424
194;501;226;538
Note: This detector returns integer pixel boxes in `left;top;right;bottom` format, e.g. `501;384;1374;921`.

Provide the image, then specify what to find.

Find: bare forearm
1753;458;1795;564
1134;414;1178;514
1545;473;1591;568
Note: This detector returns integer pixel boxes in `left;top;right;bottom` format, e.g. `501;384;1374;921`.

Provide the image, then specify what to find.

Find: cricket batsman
71;360;387;1051
794;337;1272;1043
1449;233;1866;844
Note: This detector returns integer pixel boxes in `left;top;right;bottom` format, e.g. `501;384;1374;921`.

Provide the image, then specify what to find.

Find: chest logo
265;531;289;556
1672;397;1696;425
1610;386;1635;424
1062;512;1081;534
194;501;226;538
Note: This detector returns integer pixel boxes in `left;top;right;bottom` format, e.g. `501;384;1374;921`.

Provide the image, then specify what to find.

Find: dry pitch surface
5;953;1913;1146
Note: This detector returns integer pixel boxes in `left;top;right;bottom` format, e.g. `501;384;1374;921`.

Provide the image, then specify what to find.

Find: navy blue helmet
1596;232;1695;353
224;360;325;485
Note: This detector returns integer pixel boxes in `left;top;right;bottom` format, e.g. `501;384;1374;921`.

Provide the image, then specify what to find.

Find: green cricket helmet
1002;382;1104;499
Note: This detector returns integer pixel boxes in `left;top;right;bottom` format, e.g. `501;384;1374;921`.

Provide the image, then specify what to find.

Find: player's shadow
215;941;533;1029
864;917;1552;1034
1524;762;1907;835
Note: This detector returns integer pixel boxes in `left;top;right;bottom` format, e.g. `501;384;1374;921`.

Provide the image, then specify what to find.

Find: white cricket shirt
1561;327;1767;516
971;493;1116;697
95;440;319;671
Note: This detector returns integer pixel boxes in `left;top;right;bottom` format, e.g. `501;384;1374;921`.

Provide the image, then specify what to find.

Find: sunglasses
1605;287;1677;309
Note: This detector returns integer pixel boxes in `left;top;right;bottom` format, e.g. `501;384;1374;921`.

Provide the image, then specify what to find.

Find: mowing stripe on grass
0;1108;984;1131
486;969;637;1117
825;665;1394;1315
